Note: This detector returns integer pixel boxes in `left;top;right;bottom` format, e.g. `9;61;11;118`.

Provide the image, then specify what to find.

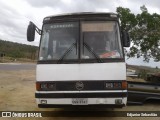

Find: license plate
72;98;88;105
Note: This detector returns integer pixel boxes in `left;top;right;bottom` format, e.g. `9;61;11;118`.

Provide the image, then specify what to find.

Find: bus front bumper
35;91;127;108
38;103;125;108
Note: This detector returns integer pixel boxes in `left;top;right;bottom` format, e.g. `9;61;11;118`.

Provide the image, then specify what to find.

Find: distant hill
0;39;38;60
127;64;160;73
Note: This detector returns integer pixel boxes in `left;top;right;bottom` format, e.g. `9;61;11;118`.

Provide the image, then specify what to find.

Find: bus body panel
36;63;126;81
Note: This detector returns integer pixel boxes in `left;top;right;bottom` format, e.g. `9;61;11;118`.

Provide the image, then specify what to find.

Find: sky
0;0;160;67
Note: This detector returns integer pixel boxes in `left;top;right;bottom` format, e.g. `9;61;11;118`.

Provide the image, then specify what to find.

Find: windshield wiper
83;42;103;63
57;42;76;63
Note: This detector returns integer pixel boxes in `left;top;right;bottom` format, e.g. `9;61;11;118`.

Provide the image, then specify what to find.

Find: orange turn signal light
36;82;40;91
122;81;127;89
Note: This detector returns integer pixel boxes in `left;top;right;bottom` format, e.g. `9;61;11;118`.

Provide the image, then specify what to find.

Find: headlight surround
105;81;127;90
36;82;56;91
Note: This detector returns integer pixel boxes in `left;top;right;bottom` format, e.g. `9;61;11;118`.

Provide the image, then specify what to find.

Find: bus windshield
81;21;123;59
39;21;123;62
39;22;79;61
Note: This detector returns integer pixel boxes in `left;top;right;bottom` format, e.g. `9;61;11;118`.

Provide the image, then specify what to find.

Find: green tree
116;5;160;62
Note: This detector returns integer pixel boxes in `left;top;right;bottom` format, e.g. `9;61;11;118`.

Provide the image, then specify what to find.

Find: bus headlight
105;83;114;88
48;83;56;89
105;82;121;89
41;83;48;89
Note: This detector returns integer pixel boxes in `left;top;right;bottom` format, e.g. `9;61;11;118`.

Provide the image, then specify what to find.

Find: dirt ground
0;70;159;120
127;77;146;82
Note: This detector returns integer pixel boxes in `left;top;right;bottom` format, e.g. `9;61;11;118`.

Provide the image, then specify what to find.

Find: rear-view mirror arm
30;21;42;35
35;26;42;35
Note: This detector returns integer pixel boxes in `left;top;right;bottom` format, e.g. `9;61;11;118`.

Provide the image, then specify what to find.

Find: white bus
27;12;130;108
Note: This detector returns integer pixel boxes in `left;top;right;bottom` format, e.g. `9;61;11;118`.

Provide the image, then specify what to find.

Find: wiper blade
83;42;103;63
57;43;76;63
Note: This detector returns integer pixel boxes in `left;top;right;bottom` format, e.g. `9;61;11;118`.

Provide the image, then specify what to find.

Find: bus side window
40;29;49;60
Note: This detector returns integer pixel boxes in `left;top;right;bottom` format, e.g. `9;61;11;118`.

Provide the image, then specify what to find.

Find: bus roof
43;12;118;22
45;12;117;18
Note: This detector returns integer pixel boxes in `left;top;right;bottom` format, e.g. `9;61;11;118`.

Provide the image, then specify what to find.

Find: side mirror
122;31;130;47
27;21;36;42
